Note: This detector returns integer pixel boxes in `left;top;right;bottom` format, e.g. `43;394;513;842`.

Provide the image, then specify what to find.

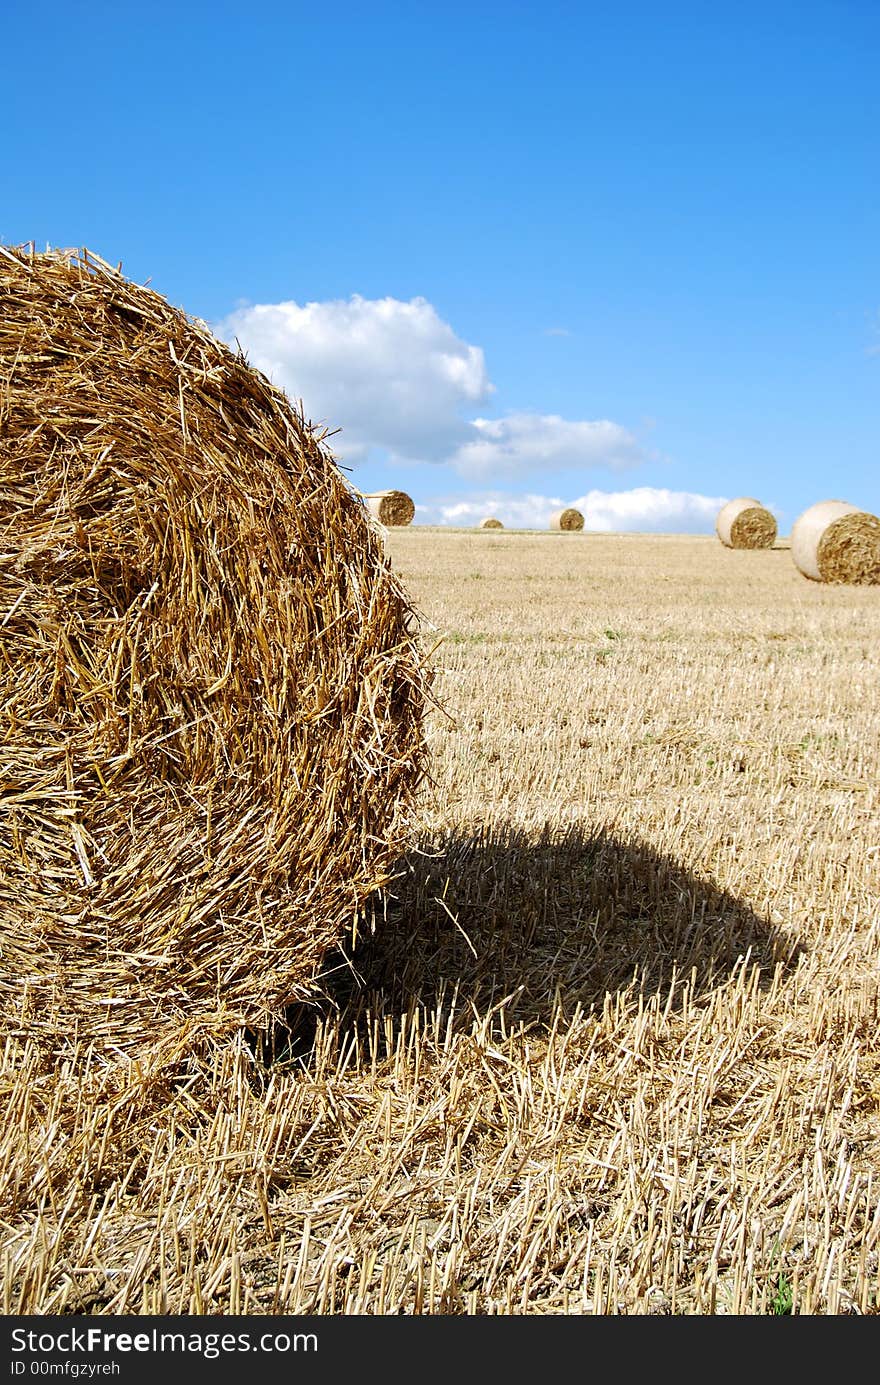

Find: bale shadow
264;822;803;1061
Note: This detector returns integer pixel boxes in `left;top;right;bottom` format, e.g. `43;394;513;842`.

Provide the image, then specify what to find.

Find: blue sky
5;0;878;530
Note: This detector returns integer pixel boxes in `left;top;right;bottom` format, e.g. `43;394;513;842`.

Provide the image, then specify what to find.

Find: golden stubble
2;528;879;1315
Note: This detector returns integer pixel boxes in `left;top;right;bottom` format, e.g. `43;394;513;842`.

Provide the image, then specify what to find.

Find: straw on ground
3;527;878;1315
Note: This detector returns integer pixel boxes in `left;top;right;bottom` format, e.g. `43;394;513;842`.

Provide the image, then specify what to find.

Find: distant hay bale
364;490;415;526
479;517;503;529
715;497;778;549
549;508;585;532
790;499;880;584
0;245;429;1058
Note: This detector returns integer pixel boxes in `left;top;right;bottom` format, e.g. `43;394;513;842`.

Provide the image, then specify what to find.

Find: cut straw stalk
790;499;880;584
549;508;585;532
479;517;504;529
363;490;416;526
0;245;430;1060
715;497;777;549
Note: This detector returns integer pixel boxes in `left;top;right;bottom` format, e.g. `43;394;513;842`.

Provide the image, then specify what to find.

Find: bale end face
479;517;504;529
716;498;777;549
549;508;585;532
0;245;429;1060
364;490;416;526
791;500;880;583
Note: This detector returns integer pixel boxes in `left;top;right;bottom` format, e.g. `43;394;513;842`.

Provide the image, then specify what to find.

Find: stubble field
3;527;879;1314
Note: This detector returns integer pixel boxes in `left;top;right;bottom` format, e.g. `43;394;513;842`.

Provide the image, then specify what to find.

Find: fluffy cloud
449;414;644;480
216;295;644;478
416;487;732;533
572;486;730;532
416;493;568;529
216;294;492;462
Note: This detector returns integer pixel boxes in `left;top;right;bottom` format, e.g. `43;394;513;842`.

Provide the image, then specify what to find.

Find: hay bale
0;245;429;1058
364;490;415;526
479;517;503;529
790;499;880;584
715;497;777;549
549;508;585;532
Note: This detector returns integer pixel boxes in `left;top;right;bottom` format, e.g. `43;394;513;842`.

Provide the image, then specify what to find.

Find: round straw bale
364;490;415;526
0;246;429;1057
478;517;503;529
549;508;585;532
715;497;777;549
790;499;880;584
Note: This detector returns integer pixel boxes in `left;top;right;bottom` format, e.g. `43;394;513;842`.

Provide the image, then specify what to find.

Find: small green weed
770;1273;793;1315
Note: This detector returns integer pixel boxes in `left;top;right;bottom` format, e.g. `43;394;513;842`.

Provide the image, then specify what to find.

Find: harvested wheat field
3;527;880;1315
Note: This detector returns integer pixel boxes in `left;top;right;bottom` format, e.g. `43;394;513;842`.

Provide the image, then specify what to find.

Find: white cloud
216;294;492;463
572;486;728;532
416;493;567;529
215;295;644;479
416;487;731;533
449;413;645;480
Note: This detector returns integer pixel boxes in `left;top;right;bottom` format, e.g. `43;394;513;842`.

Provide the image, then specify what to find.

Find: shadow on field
276;822;803;1056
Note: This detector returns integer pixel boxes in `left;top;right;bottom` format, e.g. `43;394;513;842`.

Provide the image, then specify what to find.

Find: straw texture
549;508;584;532
0;245;429;1059
479;517;503;529
364;491;415;526
790;499;880;584
715;497;777;549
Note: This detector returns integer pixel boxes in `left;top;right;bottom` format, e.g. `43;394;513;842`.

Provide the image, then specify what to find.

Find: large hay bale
715;497;777;549
364;490;415;526
790;499;880;584
0;245;429;1057
479;517;503;529
549;508;585;532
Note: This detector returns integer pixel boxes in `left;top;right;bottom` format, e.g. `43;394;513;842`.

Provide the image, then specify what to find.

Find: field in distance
3;529;878;1315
